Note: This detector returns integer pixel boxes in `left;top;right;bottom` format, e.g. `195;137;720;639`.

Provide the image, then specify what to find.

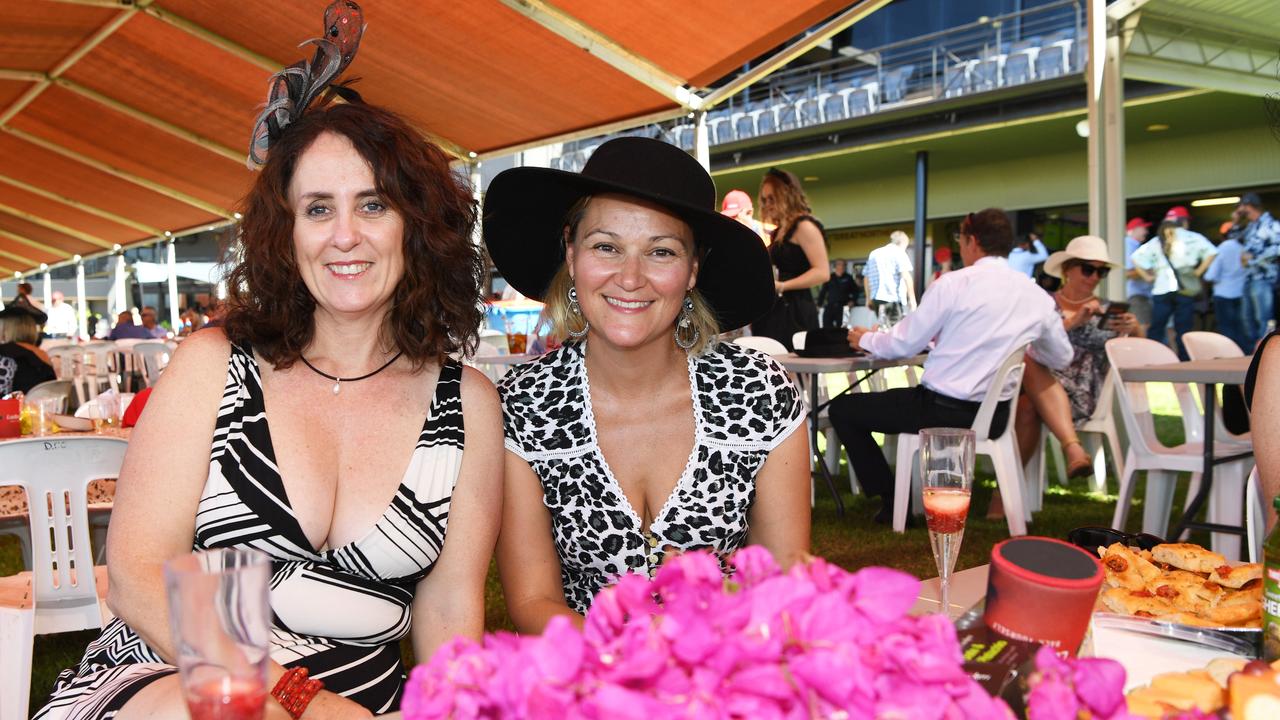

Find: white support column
691;110;711;170
74;256;87;340
166;239;180;331
1086;0;1106;239
1103;30;1127;299
112;251;126;318
41;266;50;308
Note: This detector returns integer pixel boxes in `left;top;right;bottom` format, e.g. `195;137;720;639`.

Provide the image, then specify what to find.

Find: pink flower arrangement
1026;646;1137;720
404;546;1015;719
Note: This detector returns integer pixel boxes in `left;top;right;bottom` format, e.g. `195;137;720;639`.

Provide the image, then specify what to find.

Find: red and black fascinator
246;1;366;169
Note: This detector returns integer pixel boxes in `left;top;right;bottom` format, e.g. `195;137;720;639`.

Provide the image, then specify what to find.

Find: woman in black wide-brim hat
486;137;812;633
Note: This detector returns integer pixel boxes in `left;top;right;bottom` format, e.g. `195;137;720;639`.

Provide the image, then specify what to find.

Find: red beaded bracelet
272;666;324;719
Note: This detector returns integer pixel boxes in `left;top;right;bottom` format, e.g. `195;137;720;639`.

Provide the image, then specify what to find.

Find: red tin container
983;536;1104;656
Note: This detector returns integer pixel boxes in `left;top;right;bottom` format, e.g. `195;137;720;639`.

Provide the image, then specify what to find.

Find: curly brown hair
224;103;483;369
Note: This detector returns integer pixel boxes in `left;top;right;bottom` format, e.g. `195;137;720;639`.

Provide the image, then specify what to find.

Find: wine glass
920;427;975;619
165;548;271;720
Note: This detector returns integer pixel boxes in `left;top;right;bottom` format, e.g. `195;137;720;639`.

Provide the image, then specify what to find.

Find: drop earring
567;286;590;339
674;295;698;350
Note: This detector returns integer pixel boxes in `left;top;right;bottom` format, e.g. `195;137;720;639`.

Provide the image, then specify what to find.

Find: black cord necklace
299;351;403;395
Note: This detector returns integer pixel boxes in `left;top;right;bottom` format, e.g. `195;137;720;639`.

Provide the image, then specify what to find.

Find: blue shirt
1125;235;1153;298
1242;211;1280;285
1007;239;1048;277
108;322;152;340
1203;238;1247;299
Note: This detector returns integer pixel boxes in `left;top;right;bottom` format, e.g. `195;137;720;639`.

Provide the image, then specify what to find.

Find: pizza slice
1099;542;1162;590
1151;543;1227;574
1207;563;1263;589
1100;586;1177;617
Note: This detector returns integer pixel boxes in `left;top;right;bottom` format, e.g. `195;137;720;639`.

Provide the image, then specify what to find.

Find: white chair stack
894;346;1030;536
132;342;172;388
0;437;126;719
1105;337;1253;559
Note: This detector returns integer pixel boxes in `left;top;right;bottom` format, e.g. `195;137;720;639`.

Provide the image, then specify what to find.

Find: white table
912;564;989;617
1118;356;1253;543
777;353;927;516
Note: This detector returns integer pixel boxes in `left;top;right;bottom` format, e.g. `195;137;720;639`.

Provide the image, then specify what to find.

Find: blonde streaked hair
538;196;721;355
760;167;813;239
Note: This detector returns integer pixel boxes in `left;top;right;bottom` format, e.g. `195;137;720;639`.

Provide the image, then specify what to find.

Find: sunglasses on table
1066;526;1164;552
1078;263;1111;279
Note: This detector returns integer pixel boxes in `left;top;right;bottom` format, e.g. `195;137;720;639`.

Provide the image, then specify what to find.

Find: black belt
920;386;987;412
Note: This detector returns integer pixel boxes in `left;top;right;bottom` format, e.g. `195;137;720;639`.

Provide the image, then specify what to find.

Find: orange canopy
0;0;869;274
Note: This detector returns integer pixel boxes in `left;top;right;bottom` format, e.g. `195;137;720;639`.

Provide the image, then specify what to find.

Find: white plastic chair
1025;369;1124;505
790;332;847;488
0;437;125;719
894;346;1030;536
732;335;788;356
133;341;171;388
1182;331;1252;448
1245;466;1265;563
24;379;73;411
1106;337;1253;559
43;346;78;380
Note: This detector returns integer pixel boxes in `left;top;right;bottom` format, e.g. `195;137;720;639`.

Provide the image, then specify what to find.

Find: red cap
934;247;952;263
720;189;752;217
1164;206;1190;220
1126;217;1152;232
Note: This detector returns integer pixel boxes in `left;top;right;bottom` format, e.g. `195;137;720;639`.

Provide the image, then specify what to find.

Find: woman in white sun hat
1015;235;1140;477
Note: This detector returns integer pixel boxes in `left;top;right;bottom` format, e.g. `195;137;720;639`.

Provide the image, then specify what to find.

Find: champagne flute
920;427;975;618
165;548;271;720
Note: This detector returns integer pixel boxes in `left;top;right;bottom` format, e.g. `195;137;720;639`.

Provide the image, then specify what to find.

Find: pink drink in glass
919;428;975;618
185;678;266;720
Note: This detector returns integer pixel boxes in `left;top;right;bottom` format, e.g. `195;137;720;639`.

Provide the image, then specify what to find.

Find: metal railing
548;0;1083;170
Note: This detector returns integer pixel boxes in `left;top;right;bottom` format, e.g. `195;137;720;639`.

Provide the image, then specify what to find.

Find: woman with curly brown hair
37;103;503;720
750;167;830;349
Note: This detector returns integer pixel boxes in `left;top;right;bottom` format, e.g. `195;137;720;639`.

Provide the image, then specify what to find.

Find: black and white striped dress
36;344;465;719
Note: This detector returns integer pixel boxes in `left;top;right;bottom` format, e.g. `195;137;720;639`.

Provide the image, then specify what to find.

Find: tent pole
75;256;87;340
1086;0;1106;237
1103;30;1127;300
167;239;180;332
42;268;51;309
113;252;127;319
914;151;928;300
693;111;710;171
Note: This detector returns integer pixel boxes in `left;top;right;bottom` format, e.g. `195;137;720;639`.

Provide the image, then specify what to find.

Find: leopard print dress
499;341;805;614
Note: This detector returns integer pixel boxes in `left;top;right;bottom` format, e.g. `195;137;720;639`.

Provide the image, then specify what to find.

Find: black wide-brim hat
482;136;774;332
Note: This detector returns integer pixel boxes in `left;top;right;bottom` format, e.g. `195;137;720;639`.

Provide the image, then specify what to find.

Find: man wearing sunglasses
1131;207;1217;359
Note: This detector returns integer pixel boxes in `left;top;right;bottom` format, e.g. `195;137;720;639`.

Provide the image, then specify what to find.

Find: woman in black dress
0;304;56;396
750;168;830;350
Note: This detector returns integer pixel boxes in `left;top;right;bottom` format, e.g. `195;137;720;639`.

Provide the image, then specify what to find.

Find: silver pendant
332;380;341;395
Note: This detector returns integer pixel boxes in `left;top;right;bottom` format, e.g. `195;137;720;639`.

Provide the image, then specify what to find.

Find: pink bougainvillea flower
728;544;779;586
531;616;585;684
402;547;1023;720
1070;655;1128;718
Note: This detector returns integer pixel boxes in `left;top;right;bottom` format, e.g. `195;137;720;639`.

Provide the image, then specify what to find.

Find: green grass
11;382;1199;715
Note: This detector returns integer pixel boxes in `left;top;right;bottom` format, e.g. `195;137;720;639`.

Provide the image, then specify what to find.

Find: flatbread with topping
1208;563;1263;589
1151;543;1227;574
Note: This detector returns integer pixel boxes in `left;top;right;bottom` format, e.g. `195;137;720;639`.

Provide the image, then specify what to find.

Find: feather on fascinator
247;0;366;169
